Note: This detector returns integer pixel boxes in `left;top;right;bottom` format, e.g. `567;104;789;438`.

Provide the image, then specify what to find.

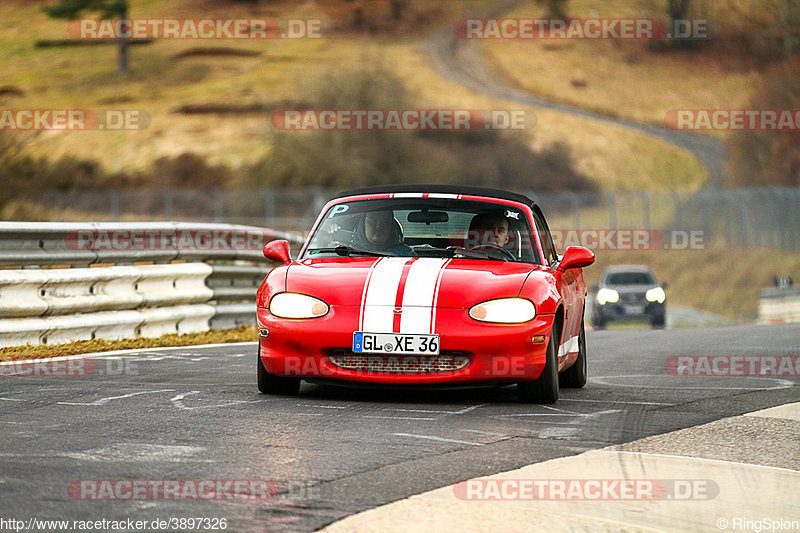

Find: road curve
0;325;797;532
423;1;728;186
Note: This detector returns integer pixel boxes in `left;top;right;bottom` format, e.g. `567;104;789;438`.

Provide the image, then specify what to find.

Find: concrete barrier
758;287;800;325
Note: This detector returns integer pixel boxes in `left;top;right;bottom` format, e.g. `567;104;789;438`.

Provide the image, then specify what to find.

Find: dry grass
0;326;257;361
389;42;707;191
1;0;705;191
479;0;761;135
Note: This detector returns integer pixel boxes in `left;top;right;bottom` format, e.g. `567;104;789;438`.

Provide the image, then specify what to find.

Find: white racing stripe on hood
400;258;449;334
361;257;408;332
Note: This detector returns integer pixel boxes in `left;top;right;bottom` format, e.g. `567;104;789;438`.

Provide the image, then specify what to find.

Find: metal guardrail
0;222;304;347
32;186;800;250
0;221;302;267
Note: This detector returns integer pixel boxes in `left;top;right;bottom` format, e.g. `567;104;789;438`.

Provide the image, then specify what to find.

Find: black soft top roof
335;184;537;208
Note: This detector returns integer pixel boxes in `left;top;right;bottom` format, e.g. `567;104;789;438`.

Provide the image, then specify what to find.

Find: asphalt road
1;324;798;532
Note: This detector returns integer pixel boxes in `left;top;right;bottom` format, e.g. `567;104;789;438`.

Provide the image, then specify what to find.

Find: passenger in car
467;211;511;248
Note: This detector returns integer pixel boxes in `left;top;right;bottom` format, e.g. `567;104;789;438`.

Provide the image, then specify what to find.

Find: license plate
353;332;440;355
624;305;645;315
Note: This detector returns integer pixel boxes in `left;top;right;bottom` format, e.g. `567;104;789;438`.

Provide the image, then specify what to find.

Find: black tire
650;315;665;329
518;323;559;404
257;351;301;395
560;319;587;388
591;314;605;330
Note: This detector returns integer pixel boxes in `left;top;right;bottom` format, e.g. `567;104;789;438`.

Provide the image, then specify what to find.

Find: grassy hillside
1;0;707;191
480;0;763;132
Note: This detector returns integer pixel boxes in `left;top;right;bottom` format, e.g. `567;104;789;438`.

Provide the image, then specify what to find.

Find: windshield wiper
306;245;396;257
415;246;495;260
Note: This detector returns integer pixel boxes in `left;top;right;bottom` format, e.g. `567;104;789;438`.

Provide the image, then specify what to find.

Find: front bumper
593;301;664;322
257;306;555;385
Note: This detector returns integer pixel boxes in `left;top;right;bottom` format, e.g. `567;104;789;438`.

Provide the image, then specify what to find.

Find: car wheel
651;315;665;329
257;351;300;395
559;319;587;388
517;323;559;404
591;314;605;329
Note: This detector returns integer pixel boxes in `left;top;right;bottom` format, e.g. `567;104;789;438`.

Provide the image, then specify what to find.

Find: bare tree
667;0;692;48
45;0;130;74
536;0;568;19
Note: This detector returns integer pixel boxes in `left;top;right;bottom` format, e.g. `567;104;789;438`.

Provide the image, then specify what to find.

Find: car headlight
269;292;329;319
469;298;536;323
645;287;666;304
596;288;619;305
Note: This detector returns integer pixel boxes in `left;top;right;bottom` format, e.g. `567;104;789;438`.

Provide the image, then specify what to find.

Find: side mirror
263;240;292;264
558;246;595;271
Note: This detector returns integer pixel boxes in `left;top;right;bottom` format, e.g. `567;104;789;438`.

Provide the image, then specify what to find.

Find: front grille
328;351;470;373
620;292;645;304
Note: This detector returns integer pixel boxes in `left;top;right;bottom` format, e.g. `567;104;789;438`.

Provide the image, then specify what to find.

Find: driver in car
358;210;416;256
468;211;510;249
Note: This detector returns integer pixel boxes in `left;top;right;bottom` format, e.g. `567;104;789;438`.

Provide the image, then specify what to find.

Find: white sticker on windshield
328;204;350;218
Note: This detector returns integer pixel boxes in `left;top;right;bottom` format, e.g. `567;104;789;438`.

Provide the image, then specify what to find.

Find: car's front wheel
517;323;559;404
257;351;301;395
560;319;587;388
650;314;665;329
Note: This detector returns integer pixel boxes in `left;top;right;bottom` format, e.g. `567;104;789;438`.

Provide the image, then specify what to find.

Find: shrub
243;61;597;193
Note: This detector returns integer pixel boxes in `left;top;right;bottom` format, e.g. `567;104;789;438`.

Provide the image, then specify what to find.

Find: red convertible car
256;185;594;403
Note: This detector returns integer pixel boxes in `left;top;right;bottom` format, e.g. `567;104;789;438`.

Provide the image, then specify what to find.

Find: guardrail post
108;190;121;221
263;189;275;227
606;191;617;230
670;190;682;230
637;190;650;230
213;188;225;222
701;190;712;246
162;189;174;220
567;191;580;229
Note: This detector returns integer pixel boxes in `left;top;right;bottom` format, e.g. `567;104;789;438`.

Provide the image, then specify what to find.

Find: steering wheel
470;244;515;261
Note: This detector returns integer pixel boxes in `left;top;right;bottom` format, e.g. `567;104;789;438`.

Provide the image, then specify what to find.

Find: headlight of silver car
596;288;620;305
269;292;329;319
645;287;666;304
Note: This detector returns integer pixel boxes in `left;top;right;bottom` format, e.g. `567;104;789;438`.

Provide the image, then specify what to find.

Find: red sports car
256;185;594;403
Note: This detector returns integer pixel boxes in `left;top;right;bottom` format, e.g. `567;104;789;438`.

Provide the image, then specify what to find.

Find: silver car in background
591;265;666;329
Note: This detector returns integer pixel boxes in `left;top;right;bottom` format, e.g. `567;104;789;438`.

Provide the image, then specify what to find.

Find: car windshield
605;271;656;285
303;197;540;263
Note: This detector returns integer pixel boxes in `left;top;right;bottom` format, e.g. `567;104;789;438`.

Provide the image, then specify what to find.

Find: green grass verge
0;326;257;361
